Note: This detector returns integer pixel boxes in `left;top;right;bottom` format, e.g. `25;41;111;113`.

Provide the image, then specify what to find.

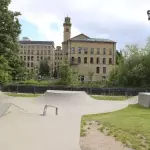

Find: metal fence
2;85;150;96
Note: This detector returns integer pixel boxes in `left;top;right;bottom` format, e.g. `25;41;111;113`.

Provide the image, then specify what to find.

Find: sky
9;0;150;50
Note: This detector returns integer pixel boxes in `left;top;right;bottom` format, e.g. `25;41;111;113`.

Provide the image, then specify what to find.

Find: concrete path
0;91;138;150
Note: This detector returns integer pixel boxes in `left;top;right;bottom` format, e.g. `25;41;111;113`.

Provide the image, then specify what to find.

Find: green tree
0;0;25;81
59;64;72;85
0;55;12;83
116;50;123;65
39;59;50;77
109;38;150;87
58;63;79;85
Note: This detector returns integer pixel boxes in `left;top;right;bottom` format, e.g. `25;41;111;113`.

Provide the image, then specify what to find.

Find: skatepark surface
0;91;138;150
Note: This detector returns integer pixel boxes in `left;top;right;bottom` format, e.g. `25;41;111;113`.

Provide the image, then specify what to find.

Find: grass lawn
6;93;41;97
91;95;131;101
82;105;150;150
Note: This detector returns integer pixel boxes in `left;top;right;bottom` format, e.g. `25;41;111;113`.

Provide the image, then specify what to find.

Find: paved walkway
0;91;138;150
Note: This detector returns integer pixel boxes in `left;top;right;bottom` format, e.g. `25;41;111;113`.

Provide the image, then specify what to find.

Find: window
78;57;81;64
20;50;23;54
31;56;34;61
91;48;94;54
109;58;112;64
24;56;26;61
37;50;39;55
31;62;33;67
37;56;39;61
45;46;47;49
66;28;69;32
20;56;23;60
78;47;82;54
72;47;75;54
48;50;50;55
103;58;106;64
103;48;106;55
84;57;87;64
55;53;57;55
31;50;34;55
27;62;30;67
103;67;106;74
48;46;51;49
44;50;47;55
28;50;30;54
84;47;88;54
109;48;112;55
24;50;26;55
27;56;30;61
41;50;43;55
31;69;33;72
96;57;100;64
90;57;94;64
21;45;23;48
97;48;100;54
71;57;74;63
48;56;50;60
96;67;100;73
102;76;106;80
41;56;43;60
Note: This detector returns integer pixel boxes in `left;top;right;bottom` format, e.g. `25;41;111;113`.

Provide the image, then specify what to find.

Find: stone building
19;37;54;74
60;17;116;81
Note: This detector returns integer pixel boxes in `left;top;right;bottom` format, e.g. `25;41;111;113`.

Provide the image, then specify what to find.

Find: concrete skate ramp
35;90;129;115
0;90;136;150
36;90;92;106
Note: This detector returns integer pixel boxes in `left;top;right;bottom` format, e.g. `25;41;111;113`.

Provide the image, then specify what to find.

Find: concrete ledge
138;92;150;108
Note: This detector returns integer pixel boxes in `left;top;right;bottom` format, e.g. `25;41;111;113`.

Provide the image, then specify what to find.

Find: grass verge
91;95;131;101
82;105;150;150
6;93;41;97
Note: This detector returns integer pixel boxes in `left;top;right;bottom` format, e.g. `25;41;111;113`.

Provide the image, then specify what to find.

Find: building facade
19;38;55;74
61;17;116;81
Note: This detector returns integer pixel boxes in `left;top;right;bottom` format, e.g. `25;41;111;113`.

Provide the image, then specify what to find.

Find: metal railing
42;105;58;116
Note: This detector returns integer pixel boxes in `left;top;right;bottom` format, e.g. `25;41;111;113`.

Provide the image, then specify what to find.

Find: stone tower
63;16;72;42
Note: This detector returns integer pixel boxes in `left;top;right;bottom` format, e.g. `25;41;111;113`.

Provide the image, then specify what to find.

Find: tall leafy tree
116;50;123;65
0;0;25;81
109;37;150;87
39;59;50;77
0;55;12;83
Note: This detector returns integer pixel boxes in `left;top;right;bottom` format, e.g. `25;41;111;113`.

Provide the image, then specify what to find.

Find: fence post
56;108;58;115
16;85;18;94
33;86;36;95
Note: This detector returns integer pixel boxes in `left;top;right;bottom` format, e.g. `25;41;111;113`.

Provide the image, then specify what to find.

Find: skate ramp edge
45;90;87;95
0;103;28;118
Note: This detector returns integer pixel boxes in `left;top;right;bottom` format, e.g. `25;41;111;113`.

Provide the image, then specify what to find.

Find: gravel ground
80;122;133;150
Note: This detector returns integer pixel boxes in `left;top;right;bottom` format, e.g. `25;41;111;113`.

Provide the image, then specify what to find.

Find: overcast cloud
10;0;150;49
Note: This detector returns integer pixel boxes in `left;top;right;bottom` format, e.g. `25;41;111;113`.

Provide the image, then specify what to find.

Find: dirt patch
80;121;133;150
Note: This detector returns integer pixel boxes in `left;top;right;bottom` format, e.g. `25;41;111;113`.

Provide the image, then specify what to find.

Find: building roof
70;38;116;43
19;41;55;46
62;33;116;43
